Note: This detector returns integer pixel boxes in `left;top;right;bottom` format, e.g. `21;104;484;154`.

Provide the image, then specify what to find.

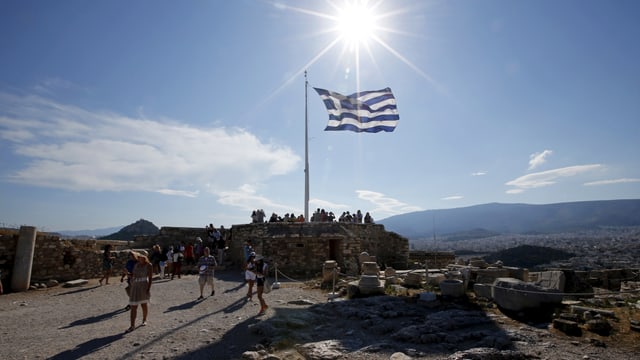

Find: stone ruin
322;249;640;338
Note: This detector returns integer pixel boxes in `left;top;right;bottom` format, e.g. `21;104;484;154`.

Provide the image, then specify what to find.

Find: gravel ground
1;269;639;360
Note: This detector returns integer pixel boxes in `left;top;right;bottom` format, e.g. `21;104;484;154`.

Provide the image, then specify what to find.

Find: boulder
440;279;465;298
531;270;566;291
492;277;563;312
552;318;582;336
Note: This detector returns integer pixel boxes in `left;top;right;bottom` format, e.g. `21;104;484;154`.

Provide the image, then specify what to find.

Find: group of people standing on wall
308;208;375;224
250;208;374;224
206;223;228;265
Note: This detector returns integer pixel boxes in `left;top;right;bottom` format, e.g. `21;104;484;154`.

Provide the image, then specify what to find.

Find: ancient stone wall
0;228;135;292
409;250;456;269
134;226;213;249
226;222;409;277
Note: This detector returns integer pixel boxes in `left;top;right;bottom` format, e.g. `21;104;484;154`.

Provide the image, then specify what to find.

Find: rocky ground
1;269;639;360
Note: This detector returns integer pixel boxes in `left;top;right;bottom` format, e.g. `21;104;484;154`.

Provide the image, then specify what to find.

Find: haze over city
1;0;639;231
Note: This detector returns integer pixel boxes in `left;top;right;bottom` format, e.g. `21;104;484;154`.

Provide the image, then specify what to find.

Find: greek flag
314;87;399;133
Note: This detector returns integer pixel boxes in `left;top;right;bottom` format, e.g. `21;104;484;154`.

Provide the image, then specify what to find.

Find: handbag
263;278;272;294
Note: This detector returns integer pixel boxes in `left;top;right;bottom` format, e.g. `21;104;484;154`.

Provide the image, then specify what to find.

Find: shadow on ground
48;333;124;360
53;285;101;296
60;308;127;329
170;295;518;359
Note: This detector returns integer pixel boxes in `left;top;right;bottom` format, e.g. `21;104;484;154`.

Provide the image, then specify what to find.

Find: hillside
483;245;575;269
379;199;640;239
100;219;159;240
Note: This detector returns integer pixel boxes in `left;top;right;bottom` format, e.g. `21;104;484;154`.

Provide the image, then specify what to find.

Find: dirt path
0;270;323;360
2;270;639;360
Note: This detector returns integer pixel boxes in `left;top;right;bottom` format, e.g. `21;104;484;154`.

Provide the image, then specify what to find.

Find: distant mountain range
379;199;640;239
56;226;123;238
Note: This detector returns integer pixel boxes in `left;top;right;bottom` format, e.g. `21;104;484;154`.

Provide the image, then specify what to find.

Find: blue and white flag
314;87;399;133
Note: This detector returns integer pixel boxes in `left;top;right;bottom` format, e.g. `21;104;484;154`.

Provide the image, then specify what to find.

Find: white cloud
157;189;200;197
528;149;553;170
310;198;350;211
356;190;422;218
217;184;294;213
442;195;463;200
584;178;640;186
471;171;486;176
506;164;602;193
0;92;300;195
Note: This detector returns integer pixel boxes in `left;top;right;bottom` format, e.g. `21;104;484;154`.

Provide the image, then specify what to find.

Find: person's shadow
48;333;124;360
60;308;127;329
223;281;246;293
164;299;201;313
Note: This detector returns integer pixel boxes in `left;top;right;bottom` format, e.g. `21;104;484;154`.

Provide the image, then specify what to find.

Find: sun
265;1;436;99
336;2;377;47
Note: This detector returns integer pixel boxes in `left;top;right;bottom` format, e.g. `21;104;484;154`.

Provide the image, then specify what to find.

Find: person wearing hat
255;255;269;314
245;252;257;301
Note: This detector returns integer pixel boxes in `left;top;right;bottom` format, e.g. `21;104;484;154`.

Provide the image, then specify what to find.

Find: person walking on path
126;252;153;333
245;252;257;301
196;247;218;300
120;251;137;310
255;255;269;314
99;244;115;285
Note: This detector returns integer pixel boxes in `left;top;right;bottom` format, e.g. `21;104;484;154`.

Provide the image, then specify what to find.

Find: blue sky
1;0;639;232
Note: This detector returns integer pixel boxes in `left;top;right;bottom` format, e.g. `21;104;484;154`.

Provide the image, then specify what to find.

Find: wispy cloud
157;189;200;197
442;195;463;200
471;171;486;176
309;198;350;211
0;92;300;196
528;149;553;170
356;190;422;218
217;184;295;213
584;178;640;186
506;164;603;194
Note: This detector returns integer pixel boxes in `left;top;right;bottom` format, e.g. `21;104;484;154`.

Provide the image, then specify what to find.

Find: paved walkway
0;270;321;360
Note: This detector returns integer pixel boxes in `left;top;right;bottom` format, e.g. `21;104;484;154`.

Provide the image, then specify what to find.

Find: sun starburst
265;0;436;102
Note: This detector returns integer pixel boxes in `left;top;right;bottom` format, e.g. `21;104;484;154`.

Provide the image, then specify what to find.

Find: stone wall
0;228;136;292
409;250;456;269
134;226;213;249
136;222;410;277
225;222;409;277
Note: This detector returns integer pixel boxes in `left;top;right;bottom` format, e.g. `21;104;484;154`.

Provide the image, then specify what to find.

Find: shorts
256;277;265;287
245;270;256;281
199;275;214;286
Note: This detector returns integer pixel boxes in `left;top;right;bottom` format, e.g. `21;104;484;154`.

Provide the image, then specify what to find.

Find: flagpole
304;70;310;222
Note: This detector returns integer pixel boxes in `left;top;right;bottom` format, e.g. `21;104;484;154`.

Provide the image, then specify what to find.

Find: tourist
207;224;216;249
120;251;138;310
184;242;195;266
98;244;115;285
197;247;218;300
194;237;204;261
364;212;373;224
165;246;174;278
159;246;169;279
245;252;256;301
216;227;226;266
255;255;269;314
125;253;153;333
172;246;183;280
243;240;254;266
149;244;162;275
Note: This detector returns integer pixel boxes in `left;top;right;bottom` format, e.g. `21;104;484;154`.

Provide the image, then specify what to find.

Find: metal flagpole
304;70;310;222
